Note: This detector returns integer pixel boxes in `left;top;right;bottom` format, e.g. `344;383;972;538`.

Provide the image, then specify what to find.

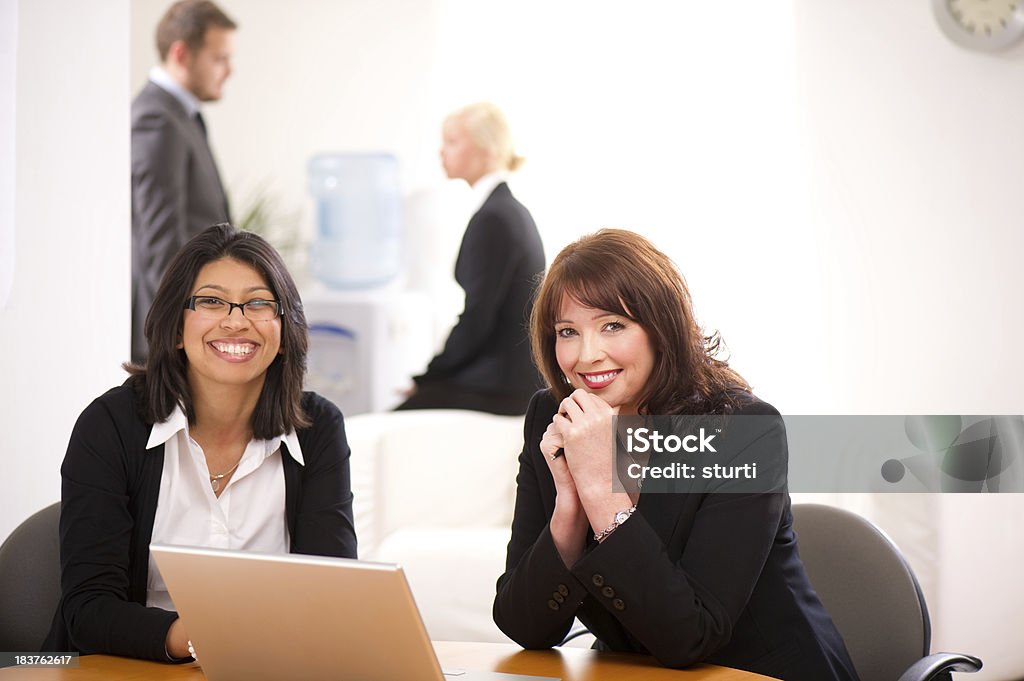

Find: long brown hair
530;229;750;415
125;223;311;438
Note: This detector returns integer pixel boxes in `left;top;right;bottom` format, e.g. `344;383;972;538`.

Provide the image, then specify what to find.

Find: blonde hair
447;102;525;172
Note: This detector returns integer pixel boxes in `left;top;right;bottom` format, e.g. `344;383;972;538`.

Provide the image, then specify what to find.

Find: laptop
150;544;556;681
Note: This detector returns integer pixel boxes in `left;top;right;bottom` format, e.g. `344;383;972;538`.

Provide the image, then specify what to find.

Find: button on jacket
493;390;860;681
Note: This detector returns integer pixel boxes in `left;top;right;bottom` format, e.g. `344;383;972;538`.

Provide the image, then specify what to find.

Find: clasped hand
540;389;619;504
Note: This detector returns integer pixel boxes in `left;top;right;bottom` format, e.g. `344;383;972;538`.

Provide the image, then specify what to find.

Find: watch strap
593;504;637;543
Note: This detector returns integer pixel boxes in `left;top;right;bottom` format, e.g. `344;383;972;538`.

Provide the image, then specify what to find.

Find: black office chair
0;502;61;652
792;503;982;681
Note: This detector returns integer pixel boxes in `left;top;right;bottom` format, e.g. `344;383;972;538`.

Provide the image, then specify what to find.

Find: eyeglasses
185;295;282;321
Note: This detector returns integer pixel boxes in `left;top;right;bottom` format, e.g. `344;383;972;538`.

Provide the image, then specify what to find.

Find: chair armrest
898;652;983;681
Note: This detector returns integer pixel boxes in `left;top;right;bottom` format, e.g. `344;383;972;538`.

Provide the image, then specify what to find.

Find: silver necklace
209;458;242;492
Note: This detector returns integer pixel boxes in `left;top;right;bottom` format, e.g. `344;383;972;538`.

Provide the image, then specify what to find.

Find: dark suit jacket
43;381;356;662
413;182;545;413
131;81;230;362
494;391;860;681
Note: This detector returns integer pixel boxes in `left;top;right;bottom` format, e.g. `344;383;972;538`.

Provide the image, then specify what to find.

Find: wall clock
933;0;1024;51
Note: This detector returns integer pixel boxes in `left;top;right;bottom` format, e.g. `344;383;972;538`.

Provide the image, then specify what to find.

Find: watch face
614;510;630;524
934;0;1024;51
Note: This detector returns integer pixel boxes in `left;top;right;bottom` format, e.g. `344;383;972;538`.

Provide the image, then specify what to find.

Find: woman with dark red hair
494;229;859;681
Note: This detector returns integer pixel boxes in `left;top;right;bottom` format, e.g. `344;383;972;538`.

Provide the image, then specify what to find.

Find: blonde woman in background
397;102;545;415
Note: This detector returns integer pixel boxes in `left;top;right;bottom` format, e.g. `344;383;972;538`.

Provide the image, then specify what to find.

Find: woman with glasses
44;224;357;662
493;229;859;681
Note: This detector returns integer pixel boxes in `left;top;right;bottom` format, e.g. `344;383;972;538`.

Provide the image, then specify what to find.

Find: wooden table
435;642;776;680
0;641;776;680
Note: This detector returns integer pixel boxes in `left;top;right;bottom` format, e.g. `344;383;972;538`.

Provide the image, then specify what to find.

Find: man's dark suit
131;81;230;362
494;391;861;681
400;182;544;415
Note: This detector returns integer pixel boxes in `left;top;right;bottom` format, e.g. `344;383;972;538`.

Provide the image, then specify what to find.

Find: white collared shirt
145;407;303;611
469;170;510;214
148;65;200;119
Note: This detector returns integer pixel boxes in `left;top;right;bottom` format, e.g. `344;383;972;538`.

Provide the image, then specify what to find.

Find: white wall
0;0;130;540
794;0;1024;416
0;1;15;308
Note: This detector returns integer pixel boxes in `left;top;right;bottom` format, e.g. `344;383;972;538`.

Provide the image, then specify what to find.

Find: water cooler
303;153;432;415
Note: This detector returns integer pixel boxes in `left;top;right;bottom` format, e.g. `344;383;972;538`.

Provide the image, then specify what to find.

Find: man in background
132;0;236;362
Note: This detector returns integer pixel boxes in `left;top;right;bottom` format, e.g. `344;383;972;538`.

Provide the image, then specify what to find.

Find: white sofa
345;409;523;643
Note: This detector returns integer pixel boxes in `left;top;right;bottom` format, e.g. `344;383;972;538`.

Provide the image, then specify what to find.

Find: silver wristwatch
593;504;637;543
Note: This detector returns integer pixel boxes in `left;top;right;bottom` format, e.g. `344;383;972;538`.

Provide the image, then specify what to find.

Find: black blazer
131;81;231;363
494;391;860;681
43;382;357;661
415;182;545;410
